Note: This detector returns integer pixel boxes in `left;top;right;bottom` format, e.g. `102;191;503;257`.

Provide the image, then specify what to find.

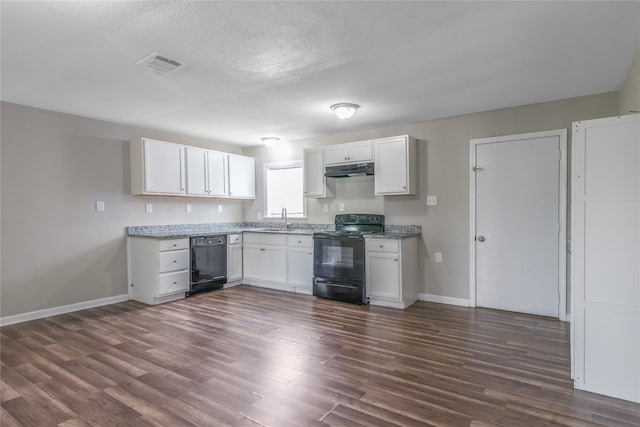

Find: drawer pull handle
379;245;384;248
260;248;265;251
173;281;177;284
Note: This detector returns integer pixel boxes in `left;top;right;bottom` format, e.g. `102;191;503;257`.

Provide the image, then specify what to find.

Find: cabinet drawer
158;270;189;296
366;239;399;253
158;239;189;252
244;233;287;246
228;233;243;244
287;235;313;248
158;249;189;273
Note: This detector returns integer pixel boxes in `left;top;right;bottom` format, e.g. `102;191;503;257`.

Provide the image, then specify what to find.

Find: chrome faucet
281;207;290;229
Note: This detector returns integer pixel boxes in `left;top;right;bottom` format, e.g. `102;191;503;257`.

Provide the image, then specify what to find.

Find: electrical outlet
339;203;345;212
145;203;153;213
257;212;262;220
95;201;105;212
323;204;329;213
427;195;438;206
435;252;443;263
218;204;223;213
186;204;192;213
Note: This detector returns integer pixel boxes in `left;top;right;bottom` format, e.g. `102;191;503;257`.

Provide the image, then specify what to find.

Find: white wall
244;92;619;302
619;50;640;115
0;102;245;317
0;92;620;318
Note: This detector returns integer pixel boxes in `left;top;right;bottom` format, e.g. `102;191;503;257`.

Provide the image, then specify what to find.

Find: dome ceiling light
330;103;360;120
261;137;280;148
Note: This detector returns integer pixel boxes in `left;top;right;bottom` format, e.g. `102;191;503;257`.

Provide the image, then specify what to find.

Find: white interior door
470;129;566;318
572;114;640;403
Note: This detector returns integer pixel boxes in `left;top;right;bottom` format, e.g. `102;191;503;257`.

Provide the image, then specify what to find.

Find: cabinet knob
173;260;177;263
379;245;384;248
260;248;265;251
173;281;177;284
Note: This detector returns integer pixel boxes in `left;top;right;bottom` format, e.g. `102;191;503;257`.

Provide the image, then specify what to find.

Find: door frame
469;129;568;321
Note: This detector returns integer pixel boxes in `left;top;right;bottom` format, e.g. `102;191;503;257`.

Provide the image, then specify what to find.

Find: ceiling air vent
137;52;188;76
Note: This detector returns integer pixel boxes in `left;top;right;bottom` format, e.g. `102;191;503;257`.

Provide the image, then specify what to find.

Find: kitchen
1;1;640;425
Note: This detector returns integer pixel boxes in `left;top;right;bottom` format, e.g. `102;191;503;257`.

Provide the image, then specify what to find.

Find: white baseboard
418;293;470;307
0;294;129;327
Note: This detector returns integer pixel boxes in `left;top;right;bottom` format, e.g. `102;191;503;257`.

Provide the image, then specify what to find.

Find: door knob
477;236;486;242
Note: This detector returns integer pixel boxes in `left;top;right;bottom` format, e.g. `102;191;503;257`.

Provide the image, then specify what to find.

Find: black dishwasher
189;235;227;296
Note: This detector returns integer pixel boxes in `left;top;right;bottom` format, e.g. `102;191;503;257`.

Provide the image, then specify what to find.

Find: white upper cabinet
131;138;253;198
185;147;208;196
186;147;229;197
374;135;417;195
228;154;256;199
324;140;373;165
134;138;185;195
303;147;327;198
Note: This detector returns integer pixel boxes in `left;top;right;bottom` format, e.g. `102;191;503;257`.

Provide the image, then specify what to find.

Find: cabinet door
228;154;256;199
185;147;208;195
303;148;326;197
143;138;185;194
347;141;373;162
228;244;243;281
288;247;313;287
207;151;228;197
265;246;287;283
367;252;401;299
324;145;350;165
375;136;409;195
243;245;265;279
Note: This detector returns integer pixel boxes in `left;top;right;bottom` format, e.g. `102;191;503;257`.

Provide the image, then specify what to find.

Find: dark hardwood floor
1;285;639;426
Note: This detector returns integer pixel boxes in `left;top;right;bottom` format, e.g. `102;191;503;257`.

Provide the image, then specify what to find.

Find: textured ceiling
1;1;639;146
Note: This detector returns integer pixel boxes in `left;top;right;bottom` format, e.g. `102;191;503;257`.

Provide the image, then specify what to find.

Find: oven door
313;235;365;284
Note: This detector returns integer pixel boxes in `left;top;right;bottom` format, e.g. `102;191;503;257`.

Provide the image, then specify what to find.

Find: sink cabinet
128;237;190;305
366;237;418;309
243;233;287;284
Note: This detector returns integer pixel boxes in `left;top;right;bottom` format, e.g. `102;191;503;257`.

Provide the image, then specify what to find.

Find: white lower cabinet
227;233;243;284
128;237;190;305
366;237;418;309
287;236;313;294
243;233;287;286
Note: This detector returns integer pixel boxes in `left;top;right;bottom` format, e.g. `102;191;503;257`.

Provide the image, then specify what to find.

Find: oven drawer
158;249;189;273
287;236;312;248
158;270;189;296
158;239;189;252
366;239;399;253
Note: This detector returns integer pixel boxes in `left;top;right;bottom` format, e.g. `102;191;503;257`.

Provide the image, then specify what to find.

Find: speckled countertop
127;223;421;239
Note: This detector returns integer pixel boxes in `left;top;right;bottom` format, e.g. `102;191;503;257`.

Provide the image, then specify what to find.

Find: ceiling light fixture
261;137;280;148
330;103;360;120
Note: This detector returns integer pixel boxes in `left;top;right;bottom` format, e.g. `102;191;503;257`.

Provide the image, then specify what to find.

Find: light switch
435;252;443;263
339;203;345;212
218;204;223;213
145;203;153;213
186;204;192;213
95;201;105;212
427;195;438;206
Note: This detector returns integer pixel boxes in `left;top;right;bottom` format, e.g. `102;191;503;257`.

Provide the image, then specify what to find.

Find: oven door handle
314;278;358;289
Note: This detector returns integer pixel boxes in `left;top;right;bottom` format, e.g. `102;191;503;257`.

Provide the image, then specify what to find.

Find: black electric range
312;214;384;304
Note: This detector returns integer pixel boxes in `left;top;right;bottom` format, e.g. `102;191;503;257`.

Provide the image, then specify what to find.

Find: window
263;161;306;218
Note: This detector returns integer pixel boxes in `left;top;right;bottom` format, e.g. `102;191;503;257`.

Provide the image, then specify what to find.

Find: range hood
325;162;374;178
